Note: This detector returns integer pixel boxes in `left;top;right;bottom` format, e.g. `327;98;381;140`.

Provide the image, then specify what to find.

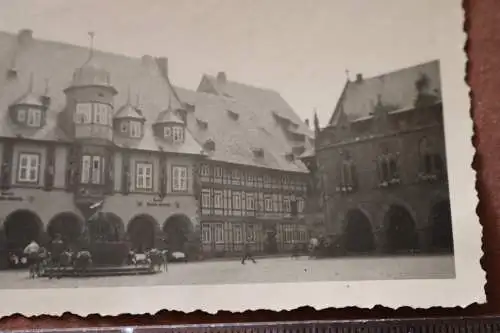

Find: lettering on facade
0;192;24;202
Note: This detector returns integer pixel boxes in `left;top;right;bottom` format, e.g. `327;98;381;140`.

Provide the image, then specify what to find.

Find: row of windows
12;153;189;192
200;223;307;244
16;108;43;127
200;164;306;189
335;151;445;192
75;103;113;126
201;189;305;214
164;126;184;143
120;121;143;138
201;223;257;244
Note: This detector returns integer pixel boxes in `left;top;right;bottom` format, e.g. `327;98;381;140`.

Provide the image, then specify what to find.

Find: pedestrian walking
241;241;256;264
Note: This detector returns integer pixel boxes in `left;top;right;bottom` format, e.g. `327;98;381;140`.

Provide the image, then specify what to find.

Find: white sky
0;0;449;125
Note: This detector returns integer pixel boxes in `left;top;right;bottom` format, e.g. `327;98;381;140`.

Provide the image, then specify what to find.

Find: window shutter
44;144;56;191
0;142;13;190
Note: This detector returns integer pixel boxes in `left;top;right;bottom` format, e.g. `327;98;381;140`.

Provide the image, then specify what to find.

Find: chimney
18;29;33;46
356;73;363;83
305;119;310;127
216;71;227;86
155;57;169;78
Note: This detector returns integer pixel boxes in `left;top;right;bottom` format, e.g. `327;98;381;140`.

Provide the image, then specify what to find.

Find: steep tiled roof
175;88;308;172
0;30;310;172
0;30;200;155
328;60;442;125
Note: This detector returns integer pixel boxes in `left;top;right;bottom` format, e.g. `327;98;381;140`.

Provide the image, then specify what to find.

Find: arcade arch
163;214;193;252
3;210;43;251
127;214;158;252
343;209;375;253
384;205;419;253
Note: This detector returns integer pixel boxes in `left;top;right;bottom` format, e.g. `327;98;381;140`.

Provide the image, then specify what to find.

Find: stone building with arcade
0;29;314;263
315;60;454;255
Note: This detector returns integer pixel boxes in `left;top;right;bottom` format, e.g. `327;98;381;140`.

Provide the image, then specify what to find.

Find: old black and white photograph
0;0;483;316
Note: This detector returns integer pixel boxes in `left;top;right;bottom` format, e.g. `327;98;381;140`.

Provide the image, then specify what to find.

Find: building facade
315;60;454;255
177;73;315;256
0;30;204;265
0;29;315;262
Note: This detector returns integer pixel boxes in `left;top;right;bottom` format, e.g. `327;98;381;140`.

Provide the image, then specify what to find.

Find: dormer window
227;109;239;120
117;120;143;139
27;109;42;127
252;148;264;158
17;109;27;122
164;126;172;138
130;121;142;138
172;126;184;143
120;122;129;133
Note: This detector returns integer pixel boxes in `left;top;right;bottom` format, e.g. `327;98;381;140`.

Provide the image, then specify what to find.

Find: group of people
14;234;94;279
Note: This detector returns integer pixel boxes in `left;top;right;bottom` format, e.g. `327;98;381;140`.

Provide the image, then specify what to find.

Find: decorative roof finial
135;91;141;108
345;69;350;82
126;85;131;105
87;31;95;61
313;108;320;135
167;88;173;110
28;72;34;92
44;78;50;95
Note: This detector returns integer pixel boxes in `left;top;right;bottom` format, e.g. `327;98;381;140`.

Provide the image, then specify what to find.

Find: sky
0;0;451;126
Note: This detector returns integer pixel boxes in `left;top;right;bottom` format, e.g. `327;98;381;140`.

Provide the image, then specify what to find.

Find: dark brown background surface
0;0;497;329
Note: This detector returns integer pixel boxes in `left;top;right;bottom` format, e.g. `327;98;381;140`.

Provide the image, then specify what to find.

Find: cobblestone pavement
0;255;454;289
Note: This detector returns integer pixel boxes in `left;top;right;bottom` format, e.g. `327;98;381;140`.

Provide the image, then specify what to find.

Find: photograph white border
0;2;484;316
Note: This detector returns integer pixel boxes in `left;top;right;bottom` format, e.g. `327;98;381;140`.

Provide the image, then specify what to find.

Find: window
172;166;188;192
91;156;103;184
81;156;91;183
94;103;110;125
246;224;256;242
214;223;224;244
120;121;129;133
164;126;172;138
214;190;223;208
27;108;41;127
297;197;305;213
246;193;255;210
201;189;211;208
17;153;39;183
265;196;273;212
17;109;26;122
136;162;153;190
281;175;289;185
233;224;243;244
376;154;399;185
247;174;254;186
200;164;210;177
283;197;291;212
80;155;105;184
232;192;241;210
214;166;223;178
130;121;142;138
419;137;445;180
263;175;271;188
172;126;184;143
75;103;92;124
201;224;211;243
336;150;358;192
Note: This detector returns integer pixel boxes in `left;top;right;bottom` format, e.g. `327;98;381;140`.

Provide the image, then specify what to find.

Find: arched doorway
343;209;375;254
163;214;193;252
385;205;419;253
47;212;83;245
3;210;42;251
127;215;157;252
87;212;124;242
429;200;454;252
